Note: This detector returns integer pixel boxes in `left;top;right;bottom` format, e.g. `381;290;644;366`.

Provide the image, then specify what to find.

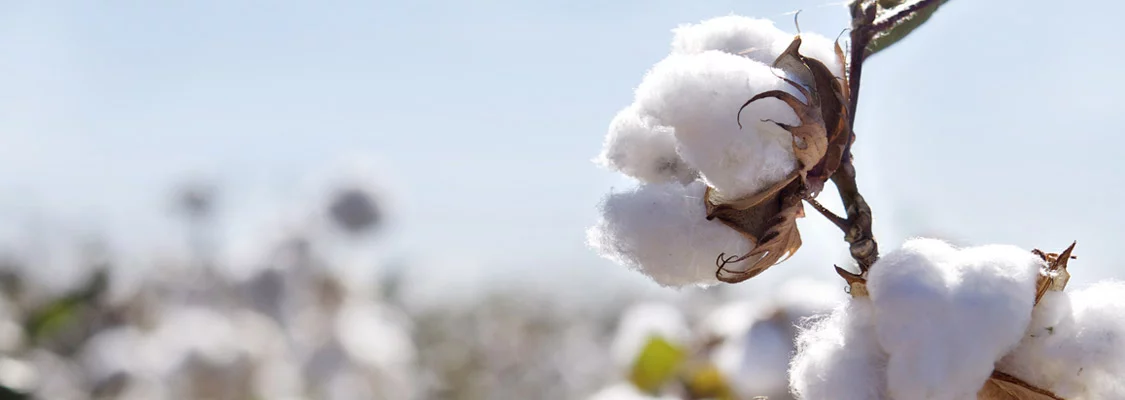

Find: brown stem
831;160;878;272
821;2;881;272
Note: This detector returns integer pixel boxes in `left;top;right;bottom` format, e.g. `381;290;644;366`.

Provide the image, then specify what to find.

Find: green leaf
866;0;948;56
628;335;686;394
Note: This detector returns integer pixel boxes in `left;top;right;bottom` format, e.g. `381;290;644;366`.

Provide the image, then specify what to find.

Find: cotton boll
636;51;800;199
670;15;790;64
867;238;1041;400
587;181;752;287
597;105;697;184
997;281;1125;399
790;298;888;400
610;302;690;370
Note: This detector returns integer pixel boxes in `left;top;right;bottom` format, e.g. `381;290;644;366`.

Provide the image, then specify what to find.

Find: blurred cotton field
0;154;850;400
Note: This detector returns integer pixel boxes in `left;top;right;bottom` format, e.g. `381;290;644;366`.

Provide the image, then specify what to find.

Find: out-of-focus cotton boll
334;300;418;399
998;281;1125;399
670;15;790;64
790;298;888;400
597;105;697;184
587;181;751;287
587;382;680;400
867;238;1041;400
727;316;793;397
636;51;800;199
610;302;689;370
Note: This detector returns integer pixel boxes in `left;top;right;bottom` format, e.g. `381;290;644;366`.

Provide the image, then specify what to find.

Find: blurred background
0;0;1122;399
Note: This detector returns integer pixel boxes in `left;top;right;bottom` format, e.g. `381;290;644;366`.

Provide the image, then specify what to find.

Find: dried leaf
978;371;1064;400
738;80;828;193
704;171;797;213
835;265;868;298
741;36;851;197
1032;242;1076;305
711;184;805;283
834;38;850;98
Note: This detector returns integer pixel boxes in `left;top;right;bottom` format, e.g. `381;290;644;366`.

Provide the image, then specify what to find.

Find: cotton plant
587;1;1124;399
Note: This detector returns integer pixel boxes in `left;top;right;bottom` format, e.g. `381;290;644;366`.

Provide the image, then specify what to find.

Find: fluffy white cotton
597;105;697;184
587;181;752;287
790;298;888;400
867;238;1041;400
997;281;1125;399
671;15;843;78
670;15;790;64
635;51;801;199
610;302;690;370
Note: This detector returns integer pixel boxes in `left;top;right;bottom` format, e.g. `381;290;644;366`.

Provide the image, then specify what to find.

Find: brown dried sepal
705;181;804;283
977;371;1064;400
1032;242;1076;305
835;265;868;298
738;35;852;198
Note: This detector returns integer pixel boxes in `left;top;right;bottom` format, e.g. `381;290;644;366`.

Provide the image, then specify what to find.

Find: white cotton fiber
587;181;751;287
596;105;697;184
997;281;1125;399
670;15;790;64
635;51;800;199
670;15;843;79
610;302;690;370
866;238;1041;400
790;298;888;400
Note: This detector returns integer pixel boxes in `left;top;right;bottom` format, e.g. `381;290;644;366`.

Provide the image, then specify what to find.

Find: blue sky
1;0;1122;299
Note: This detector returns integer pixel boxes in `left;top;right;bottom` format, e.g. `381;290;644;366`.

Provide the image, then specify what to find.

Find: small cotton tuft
866;238;1041;400
997;281;1125;399
587;181;751;287
635;51;800;199
596;105;697;184
790;298;888;400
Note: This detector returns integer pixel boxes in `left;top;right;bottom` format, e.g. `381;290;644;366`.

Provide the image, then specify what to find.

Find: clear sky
1;0;1122;301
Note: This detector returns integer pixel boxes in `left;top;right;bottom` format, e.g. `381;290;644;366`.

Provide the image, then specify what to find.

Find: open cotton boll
867;238;1041;400
790;298;888;400
670;15;790;64
610;302;690;370
597;105;697;184
636;51;800;199
997;281;1125;399
587;180;752;287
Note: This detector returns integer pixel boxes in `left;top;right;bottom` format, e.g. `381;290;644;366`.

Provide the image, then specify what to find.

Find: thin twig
804;196;848;231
